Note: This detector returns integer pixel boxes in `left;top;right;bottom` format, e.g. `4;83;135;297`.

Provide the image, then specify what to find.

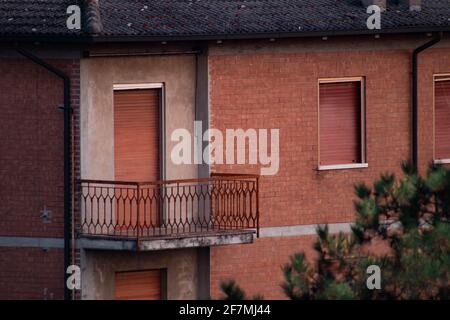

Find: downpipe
16;48;72;300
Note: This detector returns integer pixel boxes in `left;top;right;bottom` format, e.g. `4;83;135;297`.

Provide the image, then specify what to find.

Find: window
115;269;167;300
113;86;162;228
318;78;366;170
434;75;450;163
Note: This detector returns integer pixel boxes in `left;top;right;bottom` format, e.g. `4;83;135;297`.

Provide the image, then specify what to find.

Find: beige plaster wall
82;248;198;300
80;54;197;181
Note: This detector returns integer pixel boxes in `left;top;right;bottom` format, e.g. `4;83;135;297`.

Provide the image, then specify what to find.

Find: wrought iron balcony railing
77;174;259;240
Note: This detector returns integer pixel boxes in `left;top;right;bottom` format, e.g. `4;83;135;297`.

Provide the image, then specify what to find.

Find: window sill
434;159;450;165
317;163;369;171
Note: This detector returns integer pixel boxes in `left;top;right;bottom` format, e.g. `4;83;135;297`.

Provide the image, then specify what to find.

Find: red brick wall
209;47;450;299
209;49;412;227
0;247;64;300
0;58;79;238
0;56;80;299
70;59;81;300
211;235;317;299
418;48;450;173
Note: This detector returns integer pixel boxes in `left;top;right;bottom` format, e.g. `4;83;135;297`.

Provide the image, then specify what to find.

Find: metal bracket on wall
58;104;73;113
40;205;52;223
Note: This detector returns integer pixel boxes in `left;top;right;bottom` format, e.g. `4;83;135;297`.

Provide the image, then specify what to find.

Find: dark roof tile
1;0;450;39
0;0;83;36
97;0;450;36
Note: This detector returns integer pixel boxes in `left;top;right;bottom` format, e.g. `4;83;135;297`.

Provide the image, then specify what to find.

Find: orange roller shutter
319;81;362;165
114;89;160;182
435;80;450;160
115;270;162;300
114;89;160;228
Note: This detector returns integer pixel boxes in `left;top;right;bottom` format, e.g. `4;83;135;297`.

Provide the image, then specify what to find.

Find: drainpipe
16;48;72;301
412;33;441;169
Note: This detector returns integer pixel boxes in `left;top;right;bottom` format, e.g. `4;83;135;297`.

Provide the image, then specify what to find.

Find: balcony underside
78;228;256;251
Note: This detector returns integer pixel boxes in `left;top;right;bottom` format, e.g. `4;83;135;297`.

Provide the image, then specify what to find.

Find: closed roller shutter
319;81;362;165
114;89;160;182
115;270;162;300
114;89;160;228
435;80;450;160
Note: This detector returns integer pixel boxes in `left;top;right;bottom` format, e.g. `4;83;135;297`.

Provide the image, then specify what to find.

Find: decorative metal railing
77;174;259;240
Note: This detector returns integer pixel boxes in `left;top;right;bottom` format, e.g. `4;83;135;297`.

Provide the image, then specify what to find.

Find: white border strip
318;163;368;171
434;159;450;165
0;224;354;247
259;222;353;238
113;83;164;90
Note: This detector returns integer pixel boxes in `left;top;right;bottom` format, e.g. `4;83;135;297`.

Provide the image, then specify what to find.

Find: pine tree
351;161;450;299
220;280;246;300
220;161;450;300
220;280;264;300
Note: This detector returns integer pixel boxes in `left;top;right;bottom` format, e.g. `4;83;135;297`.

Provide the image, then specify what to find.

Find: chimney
361;0;387;10
83;0;103;34
400;0;421;11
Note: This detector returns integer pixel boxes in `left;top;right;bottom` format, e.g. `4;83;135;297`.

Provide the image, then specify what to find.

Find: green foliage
282;225;361;300
349;161;450;299
220;280;246;300
220;280;265;300
281;253;312;300
220;161;450;300
318;282;355;300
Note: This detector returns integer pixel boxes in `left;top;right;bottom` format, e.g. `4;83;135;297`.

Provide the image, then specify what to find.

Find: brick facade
209;46;450;299
1;41;449;300
0;247;64;300
418;48;450;173
0;56;80;299
211;235;317;299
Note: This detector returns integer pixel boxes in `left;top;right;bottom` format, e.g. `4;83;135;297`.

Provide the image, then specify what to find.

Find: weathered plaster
79;54;202;300
138;231;255;250
77;230;255;251
82;248;198;300
80;54;197;181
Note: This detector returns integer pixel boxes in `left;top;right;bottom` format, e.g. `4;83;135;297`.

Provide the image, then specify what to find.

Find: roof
1;0;450;41
0;0;82;36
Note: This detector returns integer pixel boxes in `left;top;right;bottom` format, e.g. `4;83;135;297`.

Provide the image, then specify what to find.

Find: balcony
77;174;259;251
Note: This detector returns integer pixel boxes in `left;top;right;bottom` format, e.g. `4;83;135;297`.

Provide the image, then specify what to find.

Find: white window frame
317;77;367;171
113;83;164;90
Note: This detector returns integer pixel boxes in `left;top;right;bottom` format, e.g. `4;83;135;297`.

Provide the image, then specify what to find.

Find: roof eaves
89;26;450;43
